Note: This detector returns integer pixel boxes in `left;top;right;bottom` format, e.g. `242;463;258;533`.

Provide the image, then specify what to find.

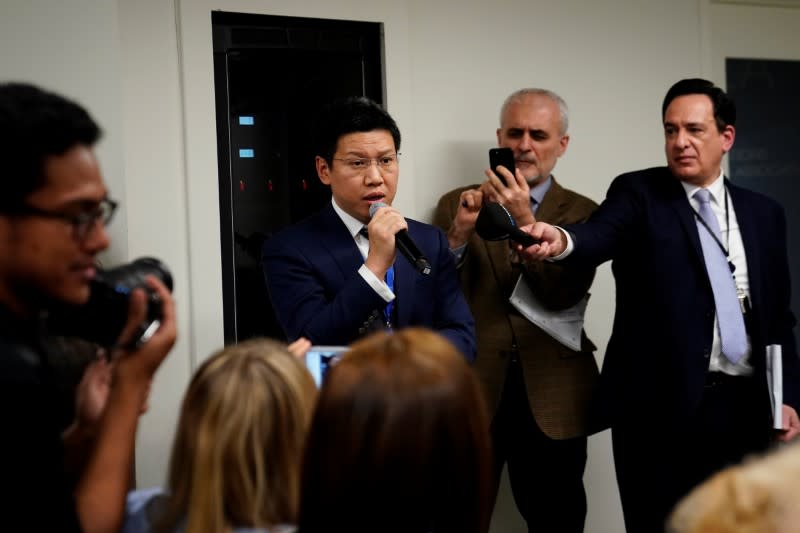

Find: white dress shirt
682;172;753;375
330;199;395;303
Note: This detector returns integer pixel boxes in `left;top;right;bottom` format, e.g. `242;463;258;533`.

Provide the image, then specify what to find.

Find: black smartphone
489;147;516;186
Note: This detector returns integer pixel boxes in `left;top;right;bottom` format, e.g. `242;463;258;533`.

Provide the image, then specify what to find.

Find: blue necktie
694;189;747;364
384;264;395;329
360;227;395;329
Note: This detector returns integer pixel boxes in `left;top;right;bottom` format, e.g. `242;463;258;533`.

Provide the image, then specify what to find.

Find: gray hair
499;88;569;135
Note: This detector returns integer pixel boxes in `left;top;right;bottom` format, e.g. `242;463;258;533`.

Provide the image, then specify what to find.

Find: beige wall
2;1;798;531
0;0;128;261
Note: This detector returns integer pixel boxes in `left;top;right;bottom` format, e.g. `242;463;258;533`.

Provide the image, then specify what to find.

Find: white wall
0;0;196;494
116;0;195;489
2;1;798;531
708;1;800;79
0;0;128;262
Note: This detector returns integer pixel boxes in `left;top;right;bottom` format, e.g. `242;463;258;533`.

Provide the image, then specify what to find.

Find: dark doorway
213;11;384;343
726;58;800;351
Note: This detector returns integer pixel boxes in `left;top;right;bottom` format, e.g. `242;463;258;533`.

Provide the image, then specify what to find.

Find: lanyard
384;265;395;329
359;226;396;329
693;185;733;271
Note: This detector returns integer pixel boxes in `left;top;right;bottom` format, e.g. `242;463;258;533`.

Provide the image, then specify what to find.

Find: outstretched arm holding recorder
513;79;800;533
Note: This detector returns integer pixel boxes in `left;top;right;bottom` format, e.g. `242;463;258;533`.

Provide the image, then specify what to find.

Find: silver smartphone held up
304;345;347;387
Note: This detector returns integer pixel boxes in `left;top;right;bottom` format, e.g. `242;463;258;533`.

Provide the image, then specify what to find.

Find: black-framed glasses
17;198;118;240
333;152;400;173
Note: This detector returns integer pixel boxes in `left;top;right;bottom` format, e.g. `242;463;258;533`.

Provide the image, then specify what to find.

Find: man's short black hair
662;78;736;132
315;96;401;165
0;82;101;212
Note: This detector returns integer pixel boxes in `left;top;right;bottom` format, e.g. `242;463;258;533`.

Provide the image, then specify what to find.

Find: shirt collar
681;169;725;205
331;198;368;239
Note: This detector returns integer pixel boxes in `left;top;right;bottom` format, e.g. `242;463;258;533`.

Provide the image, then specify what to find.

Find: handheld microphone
368;202;432;276
475;202;539;246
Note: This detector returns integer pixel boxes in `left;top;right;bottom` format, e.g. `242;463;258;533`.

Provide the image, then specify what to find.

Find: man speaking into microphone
262;97;475;360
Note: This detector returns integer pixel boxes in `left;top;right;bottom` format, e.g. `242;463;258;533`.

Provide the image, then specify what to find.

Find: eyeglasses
333;153;400;172
17;198;118;240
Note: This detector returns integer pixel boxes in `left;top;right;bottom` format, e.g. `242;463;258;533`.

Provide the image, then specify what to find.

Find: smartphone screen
489;147;516;186
305;346;347;387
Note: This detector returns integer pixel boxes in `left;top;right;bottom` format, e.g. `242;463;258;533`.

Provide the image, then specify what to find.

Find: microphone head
475;202;539;247
475;202;516;241
368;201;388;218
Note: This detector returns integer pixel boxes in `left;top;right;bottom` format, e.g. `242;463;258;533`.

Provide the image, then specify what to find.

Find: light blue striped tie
694;189;747;364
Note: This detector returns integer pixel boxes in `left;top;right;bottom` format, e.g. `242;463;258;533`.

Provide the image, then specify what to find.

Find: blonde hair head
157;338;317;533
669;443;800;533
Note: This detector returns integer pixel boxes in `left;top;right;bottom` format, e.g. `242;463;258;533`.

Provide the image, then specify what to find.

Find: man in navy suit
519;78;800;532
262;97;475;360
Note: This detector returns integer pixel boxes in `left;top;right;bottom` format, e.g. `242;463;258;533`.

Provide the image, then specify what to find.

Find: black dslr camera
48;257;173;348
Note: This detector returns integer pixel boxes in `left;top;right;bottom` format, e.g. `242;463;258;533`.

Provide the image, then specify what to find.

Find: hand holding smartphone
489;147;516;186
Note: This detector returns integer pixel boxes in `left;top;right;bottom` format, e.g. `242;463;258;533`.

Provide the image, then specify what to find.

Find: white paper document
766;344;784;430
508;275;589;351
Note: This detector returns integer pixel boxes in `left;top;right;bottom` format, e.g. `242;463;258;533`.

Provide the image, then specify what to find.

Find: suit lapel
728;180;762;308
535;178;567;224
667;173;706;269
482;238;513;291
394;252;415;327
314;203;364;280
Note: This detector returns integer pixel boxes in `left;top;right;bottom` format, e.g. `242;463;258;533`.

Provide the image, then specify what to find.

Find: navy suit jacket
262;203;476;360
565;167;800;429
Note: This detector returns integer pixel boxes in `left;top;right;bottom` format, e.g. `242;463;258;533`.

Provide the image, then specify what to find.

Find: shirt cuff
358;264;396;303
548;226;574;261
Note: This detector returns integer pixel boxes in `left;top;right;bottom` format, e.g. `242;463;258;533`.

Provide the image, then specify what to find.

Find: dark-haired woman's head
299;328;492;533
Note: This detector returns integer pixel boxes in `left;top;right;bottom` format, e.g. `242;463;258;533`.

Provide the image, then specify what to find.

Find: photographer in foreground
0;83;176;532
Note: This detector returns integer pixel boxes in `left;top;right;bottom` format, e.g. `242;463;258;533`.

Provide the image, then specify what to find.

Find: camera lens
96;257;173;293
48;257;173;347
